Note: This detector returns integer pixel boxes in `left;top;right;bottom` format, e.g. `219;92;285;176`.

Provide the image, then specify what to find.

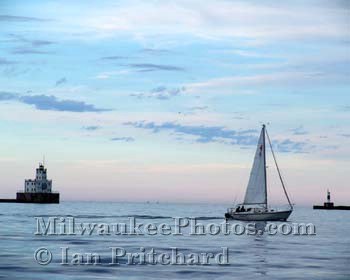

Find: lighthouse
15;162;59;203
324;189;334;208
24;163;52;193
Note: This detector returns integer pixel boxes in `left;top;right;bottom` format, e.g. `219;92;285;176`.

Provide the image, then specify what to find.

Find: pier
313;190;350;210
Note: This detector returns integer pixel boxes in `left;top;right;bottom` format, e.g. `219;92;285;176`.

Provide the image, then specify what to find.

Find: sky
0;0;349;205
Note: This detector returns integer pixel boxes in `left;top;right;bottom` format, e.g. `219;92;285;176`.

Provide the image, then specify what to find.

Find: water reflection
253;221;268;277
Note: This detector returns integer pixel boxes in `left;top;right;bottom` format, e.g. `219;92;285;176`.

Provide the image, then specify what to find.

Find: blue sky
0;0;349;205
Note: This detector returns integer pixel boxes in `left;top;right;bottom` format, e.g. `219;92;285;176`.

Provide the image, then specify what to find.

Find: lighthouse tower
324;189;334;208
24;163;52;193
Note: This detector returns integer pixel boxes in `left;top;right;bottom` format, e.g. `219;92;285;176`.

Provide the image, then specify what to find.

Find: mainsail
243;126;267;205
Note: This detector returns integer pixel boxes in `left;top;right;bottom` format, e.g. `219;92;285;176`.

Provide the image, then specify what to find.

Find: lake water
0;202;349;279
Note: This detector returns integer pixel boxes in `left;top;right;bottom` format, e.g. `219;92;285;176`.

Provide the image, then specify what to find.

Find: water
0;202;349;279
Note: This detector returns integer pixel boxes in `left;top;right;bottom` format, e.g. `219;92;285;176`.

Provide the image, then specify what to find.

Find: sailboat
225;124;293;221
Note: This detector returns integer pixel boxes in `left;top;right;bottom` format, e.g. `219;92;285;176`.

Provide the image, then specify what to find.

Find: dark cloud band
0;92;109;112
125;121;309;153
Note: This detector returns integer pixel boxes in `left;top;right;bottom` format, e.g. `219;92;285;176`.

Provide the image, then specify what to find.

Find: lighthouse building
24;164;52;193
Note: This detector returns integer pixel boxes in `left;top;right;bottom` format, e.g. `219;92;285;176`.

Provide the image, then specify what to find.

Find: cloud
110;137;135;142
125;121;310;153
130;86;186;100
271;139;309;153
20;95;108;112
30;40;55;47
0;92;16;101
128;63;185;72
6;34;55;55
339;134;350;138
141;48;172;55
82;126;100;131
95;70;130;79
339;105;350;111
0;15;49;22
186;71;341;95
55;77;67;86
100;49;171;62
0;58;16;65
291;126;308;135
100;56;129;60
0;92;109;112
178;105;209;116
83;1;349;42
11;48;52;55
100;49;171;63
125;121;258;145
188;106;209;111
7;34;55;46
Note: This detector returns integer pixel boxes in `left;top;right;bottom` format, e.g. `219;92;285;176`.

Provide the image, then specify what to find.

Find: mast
266;128;293;209
262;124;268;209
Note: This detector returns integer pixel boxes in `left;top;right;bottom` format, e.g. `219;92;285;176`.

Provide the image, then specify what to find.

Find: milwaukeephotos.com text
35;217;316;236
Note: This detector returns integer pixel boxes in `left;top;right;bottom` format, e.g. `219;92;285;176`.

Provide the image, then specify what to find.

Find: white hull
226;210;292;221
